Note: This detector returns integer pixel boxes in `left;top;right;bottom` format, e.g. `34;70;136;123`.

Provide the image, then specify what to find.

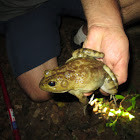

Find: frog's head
39;71;75;93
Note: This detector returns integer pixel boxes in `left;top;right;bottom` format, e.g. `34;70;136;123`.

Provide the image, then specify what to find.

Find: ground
0;17;140;140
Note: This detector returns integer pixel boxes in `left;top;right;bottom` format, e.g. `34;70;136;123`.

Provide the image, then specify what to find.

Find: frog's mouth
39;82;53;92
39;80;68;93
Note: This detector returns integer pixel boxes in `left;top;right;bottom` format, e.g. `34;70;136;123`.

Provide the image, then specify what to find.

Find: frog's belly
73;78;104;93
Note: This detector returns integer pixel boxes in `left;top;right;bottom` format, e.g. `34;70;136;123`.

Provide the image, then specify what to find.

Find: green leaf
119;105;124;110
131;97;136;101
106;123;110;127
109;110;116;114
122;111;129;117
115;95;125;100
118;110;124;116
126;106;133;111
135;94;140;98
132;101;136;109
131;97;136;109
106;122;114;127
97;98;104;102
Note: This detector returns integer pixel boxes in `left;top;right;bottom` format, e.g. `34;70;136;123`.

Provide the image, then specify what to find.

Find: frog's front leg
69;90;89;115
72;48;104;59
66;48;104;63
69;90;88;105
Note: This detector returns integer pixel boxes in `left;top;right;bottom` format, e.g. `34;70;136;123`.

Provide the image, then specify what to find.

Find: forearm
81;0;123;28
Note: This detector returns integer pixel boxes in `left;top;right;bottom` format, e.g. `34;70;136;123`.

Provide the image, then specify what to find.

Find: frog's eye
48;81;56;86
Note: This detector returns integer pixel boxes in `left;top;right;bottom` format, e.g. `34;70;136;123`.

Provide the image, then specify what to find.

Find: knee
26;89;53;102
16;57;57;102
17;74;53;102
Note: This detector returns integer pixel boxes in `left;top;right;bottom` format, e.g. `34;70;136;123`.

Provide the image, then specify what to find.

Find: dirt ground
0;17;140;140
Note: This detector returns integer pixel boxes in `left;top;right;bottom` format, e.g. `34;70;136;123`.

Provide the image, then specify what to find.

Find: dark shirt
0;0;48;21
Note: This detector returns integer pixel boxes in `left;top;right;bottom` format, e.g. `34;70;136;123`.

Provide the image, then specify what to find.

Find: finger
83;29;103;51
113;58;129;85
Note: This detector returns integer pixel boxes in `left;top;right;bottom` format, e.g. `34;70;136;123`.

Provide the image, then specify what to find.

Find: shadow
53;92;79;103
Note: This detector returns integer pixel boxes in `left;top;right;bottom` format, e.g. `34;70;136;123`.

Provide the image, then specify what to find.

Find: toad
39;48;118;107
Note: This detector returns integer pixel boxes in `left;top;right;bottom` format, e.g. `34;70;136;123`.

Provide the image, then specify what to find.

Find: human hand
83;25;129;96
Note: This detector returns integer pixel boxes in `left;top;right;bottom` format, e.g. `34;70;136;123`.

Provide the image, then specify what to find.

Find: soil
0;17;140;140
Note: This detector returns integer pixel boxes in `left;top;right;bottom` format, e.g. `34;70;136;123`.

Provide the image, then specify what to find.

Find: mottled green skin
39;48;118;105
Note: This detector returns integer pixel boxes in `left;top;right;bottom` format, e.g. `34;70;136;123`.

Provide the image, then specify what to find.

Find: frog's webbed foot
69;90;89;115
101;65;118;95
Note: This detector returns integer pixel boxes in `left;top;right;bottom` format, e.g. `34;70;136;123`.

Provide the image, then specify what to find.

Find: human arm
81;0;129;86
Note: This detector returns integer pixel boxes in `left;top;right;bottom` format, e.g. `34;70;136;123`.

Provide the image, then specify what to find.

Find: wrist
87;14;123;30
81;0;123;30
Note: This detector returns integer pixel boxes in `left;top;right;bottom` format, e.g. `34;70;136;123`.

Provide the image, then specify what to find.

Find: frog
39;48;118;108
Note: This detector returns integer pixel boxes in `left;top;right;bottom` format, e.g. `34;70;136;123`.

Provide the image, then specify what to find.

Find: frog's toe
82;48;104;59
72;48;104;59
83;104;88;116
110;95;117;106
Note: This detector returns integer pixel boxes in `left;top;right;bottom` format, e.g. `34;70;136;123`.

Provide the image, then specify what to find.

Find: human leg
119;0;140;23
17;57;57;101
5;1;61;101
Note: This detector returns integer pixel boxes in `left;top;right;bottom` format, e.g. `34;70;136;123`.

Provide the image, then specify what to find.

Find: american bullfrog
39;48;118;107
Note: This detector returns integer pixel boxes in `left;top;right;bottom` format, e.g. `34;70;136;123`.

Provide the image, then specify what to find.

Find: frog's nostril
48;81;56;86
